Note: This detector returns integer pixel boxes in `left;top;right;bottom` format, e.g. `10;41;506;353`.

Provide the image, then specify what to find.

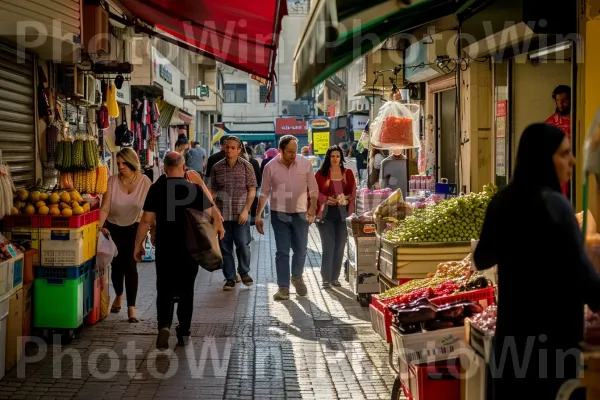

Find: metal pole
455;26;463;192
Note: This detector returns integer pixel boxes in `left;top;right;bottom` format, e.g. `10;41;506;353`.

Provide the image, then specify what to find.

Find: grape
384;184;498;243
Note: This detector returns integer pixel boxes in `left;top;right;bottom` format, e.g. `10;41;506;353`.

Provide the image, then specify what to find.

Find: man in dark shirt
134;152;224;349
205;136;228;179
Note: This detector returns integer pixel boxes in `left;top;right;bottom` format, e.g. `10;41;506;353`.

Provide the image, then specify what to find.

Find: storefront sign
159;64;172;84
496;137;506;176
310;118;330;129
351;114;369;141
495;100;506;138
313;131;330;155
152;47;181;96
275;117;307;135
115;81;130;105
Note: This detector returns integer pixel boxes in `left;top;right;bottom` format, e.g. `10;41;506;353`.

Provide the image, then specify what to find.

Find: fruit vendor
545;85;571;197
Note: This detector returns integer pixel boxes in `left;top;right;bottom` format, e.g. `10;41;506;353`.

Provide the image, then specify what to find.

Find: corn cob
95;164;108;194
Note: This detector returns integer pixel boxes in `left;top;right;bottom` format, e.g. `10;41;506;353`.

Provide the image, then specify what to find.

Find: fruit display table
378;239;472;283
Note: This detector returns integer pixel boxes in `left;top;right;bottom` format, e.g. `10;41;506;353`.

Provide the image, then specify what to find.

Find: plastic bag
357;129;370;153
370;101;420;150
97;232;118;269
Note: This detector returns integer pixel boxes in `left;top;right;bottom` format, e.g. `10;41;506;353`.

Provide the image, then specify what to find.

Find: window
224;84;247;103
260;85;275;103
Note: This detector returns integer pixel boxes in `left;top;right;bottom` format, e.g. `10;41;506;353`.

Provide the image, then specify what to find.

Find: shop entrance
493;41;574;197
435;88;457;185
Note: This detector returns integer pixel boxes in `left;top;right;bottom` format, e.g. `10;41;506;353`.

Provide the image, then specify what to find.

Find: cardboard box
6;288;22;372
21;283;32;338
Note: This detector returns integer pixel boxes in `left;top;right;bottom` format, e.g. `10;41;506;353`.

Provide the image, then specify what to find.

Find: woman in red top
315;145;357;289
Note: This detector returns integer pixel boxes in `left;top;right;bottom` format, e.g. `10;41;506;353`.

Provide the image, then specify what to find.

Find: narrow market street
0;223;397;400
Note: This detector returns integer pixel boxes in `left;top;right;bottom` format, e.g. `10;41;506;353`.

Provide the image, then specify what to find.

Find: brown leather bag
184;208;223;272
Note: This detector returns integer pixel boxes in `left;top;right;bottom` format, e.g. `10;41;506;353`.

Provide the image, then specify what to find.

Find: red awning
120;0;287;85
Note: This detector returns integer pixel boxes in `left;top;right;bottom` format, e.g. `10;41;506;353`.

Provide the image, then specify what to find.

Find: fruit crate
85;267;106;326
391;325;466;365
32;259;92;329
38;209;100;229
466;318;493;362
0;259;10;298
346;217;377;238
406;359;461;400
430;286;496;308
9;254;24;296
3;227;41;265
378;239;471;282
371;287;495;345
3;215;41;229
39;224;97;267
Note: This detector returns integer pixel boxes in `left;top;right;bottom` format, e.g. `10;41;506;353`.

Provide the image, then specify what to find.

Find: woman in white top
98;148;152;323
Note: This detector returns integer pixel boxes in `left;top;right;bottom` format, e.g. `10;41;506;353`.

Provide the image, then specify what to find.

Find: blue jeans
317;218;347;283
220;221;251;281
270;211;309;287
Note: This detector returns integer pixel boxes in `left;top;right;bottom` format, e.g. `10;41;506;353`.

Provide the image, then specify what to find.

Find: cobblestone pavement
0;223;397;399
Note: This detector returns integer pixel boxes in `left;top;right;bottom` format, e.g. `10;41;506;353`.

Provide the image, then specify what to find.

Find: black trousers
155;250;199;334
106;221;139;307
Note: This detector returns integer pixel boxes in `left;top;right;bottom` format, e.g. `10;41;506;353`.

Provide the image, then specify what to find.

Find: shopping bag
97;232;118;269
184;208;223;272
142;233;155;262
370;101;420;150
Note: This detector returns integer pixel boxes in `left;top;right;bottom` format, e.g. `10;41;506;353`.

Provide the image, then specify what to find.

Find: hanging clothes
106;83;119;119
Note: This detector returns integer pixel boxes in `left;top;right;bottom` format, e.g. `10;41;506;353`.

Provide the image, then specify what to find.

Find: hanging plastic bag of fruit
369;93;420;150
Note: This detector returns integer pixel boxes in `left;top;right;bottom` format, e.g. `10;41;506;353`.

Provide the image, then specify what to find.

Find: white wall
222;14;307;132
511;53;572;160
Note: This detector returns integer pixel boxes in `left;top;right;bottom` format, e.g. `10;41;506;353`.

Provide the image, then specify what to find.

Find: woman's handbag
184;208;223;272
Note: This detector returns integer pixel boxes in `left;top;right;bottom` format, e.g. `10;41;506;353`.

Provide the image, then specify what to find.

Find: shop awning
119;0;287;86
228;133;275;142
293;0;485;98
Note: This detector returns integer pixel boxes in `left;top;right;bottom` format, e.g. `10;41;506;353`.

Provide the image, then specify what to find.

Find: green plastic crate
33;274;85;329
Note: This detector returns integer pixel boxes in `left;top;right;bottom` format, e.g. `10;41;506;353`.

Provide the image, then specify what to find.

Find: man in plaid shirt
209;136;257;290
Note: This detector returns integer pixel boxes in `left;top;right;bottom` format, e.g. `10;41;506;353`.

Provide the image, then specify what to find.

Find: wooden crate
378;239;471;281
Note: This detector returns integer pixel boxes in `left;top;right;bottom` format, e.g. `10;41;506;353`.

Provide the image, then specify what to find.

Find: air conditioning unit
404;30;459;83
357;103;366;111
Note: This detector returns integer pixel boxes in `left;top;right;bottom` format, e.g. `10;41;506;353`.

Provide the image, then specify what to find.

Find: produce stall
347;189;413;306
369;253;497;400
376;184;497;290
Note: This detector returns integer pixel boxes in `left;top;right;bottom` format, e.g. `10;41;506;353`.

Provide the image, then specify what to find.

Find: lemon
60;192;71;203
49;207;61;216
38;206;49;215
48;193;60;204
61;208;73;217
72;206;84;215
24;204;35;215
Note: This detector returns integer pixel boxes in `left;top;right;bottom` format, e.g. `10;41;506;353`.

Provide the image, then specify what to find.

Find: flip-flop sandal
128;317;139;323
110;306;121;313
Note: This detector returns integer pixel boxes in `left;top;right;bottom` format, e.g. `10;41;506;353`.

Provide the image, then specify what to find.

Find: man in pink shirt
256;135;319;301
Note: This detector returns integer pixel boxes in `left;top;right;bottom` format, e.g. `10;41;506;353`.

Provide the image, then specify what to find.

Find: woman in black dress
474;123;600;400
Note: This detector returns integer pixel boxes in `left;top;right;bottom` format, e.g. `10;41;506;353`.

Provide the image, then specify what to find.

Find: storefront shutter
0;40;35;187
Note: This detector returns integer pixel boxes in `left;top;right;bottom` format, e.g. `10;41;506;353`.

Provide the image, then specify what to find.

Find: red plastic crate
4;214;41;228
407;360;461;400
85;276;102;326
39;209;100;228
430;287;496;308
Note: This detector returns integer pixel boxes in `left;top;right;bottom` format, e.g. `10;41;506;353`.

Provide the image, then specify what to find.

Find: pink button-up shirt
260;154;319;213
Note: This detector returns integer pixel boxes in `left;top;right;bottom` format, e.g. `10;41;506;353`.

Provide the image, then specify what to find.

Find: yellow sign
313;132;330;155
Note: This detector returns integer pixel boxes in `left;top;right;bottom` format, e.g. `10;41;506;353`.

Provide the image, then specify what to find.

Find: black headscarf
511;123;565;193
